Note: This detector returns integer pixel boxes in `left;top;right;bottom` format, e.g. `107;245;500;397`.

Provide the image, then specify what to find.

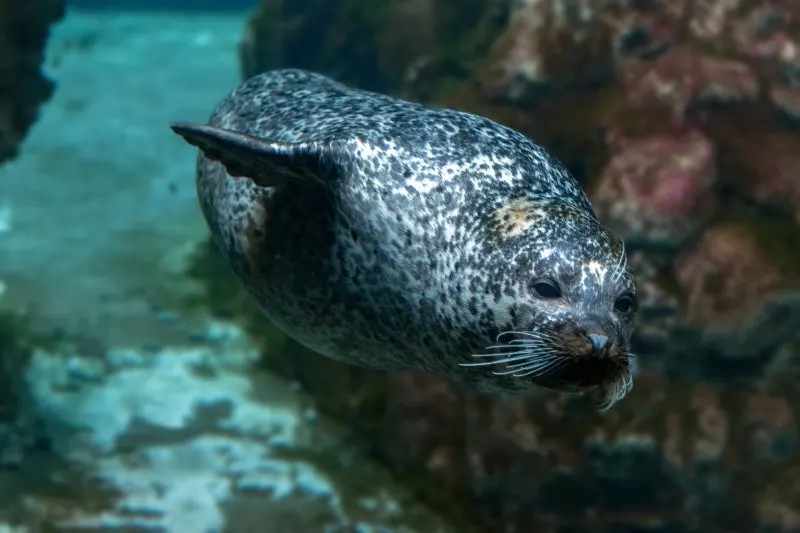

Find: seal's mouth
459;330;636;410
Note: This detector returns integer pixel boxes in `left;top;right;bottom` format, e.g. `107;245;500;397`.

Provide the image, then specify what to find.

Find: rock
239;0;509;99
622;251;680;348
772;84;800;126
714;130;800;226
591;128;717;249
0;0;65;165
478;0;616;104
733;5;799;65
238;0;388;92
673;219;800;363
621;47;759;121
213;1;800;531
0;320;459;532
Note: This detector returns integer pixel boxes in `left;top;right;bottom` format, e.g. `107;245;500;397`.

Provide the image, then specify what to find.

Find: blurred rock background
223;1;800;532
3;0;800;532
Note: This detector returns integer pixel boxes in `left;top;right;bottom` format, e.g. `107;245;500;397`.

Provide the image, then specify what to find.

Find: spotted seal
170;68;639;409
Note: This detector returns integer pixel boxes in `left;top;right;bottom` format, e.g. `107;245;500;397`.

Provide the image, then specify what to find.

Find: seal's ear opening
170;122;337;190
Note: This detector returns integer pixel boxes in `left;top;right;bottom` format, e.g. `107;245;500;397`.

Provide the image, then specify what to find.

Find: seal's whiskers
595;356;636;411
498;330;559;343
612;241;628;283
460;330;568;379
461;346;553;364
494;357;567;378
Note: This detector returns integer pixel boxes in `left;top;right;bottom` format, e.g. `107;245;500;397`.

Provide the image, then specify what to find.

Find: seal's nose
587;333;610;355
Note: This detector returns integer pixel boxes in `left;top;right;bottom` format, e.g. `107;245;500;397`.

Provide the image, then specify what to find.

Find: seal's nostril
587;334;610;354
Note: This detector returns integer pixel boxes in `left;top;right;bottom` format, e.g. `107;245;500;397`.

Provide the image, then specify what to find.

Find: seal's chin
531;356;636;411
460;330;636;410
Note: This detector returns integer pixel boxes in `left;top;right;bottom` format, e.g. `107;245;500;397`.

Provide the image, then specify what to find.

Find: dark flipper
170;122;339;189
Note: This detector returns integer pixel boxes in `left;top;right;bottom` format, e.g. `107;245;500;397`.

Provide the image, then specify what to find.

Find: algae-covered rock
224;1;800;531
592;128;718;250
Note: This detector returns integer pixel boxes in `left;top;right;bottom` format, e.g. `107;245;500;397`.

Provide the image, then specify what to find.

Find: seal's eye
532;278;562;299
613;294;636;314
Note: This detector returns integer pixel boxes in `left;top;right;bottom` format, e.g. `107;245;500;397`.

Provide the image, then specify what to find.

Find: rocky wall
0;0;65;165
219;1;800;531
0;0;64;510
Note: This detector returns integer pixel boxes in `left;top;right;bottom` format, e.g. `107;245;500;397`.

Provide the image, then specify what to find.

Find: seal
170;68;639;409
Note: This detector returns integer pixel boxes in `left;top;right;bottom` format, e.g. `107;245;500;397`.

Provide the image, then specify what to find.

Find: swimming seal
171;69;639;409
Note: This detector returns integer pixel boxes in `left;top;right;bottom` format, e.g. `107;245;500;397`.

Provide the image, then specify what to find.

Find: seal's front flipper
170;122;335;189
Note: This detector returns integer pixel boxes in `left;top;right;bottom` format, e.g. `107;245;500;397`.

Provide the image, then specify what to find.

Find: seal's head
460;198;639;410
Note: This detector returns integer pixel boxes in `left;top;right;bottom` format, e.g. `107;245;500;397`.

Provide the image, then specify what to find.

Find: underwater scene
2;0;800;532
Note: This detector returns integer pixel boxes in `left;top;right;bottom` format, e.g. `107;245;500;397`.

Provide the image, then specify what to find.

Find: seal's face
461;200;639;410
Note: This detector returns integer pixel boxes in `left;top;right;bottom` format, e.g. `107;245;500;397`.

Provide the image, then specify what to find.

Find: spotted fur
172;69;639;408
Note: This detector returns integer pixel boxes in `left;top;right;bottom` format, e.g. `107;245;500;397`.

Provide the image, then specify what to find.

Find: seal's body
171;69;639;409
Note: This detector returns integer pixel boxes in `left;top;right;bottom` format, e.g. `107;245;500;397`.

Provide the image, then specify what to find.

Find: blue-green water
69;0;257;10
2;2;800;533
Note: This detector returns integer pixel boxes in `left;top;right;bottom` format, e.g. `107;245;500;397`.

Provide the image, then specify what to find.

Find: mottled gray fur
172;69;638;407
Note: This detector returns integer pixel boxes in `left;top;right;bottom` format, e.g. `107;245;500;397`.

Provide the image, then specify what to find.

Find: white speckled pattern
176;69;639;408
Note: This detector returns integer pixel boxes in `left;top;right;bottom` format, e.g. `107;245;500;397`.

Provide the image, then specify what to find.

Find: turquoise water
2;2;800;533
0;7;456;532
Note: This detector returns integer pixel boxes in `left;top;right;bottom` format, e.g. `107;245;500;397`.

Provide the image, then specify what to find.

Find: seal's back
206;69;594;213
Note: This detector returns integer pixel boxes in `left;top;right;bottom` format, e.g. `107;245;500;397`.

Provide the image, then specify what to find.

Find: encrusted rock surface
0;0;65;165
230;1;800;531
592;128;718;249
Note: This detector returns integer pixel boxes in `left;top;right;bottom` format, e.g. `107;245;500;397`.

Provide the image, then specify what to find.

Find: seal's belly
204;166;414;371
246;248;415;373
